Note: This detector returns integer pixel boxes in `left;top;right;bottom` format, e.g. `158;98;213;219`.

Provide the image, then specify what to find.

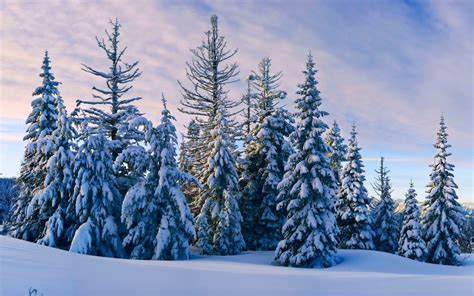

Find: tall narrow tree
422;116;465;265
325;120;347;186
8;51;60;241
336;125;375;250
26;95;76;249
178;15;240;210
372;157;399;253
195;108;245;255
275;53;339;268
397;181;426;261
75;19;143;194
240;57;293;250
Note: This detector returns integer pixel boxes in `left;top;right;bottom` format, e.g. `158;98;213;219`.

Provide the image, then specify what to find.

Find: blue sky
0;0;472;202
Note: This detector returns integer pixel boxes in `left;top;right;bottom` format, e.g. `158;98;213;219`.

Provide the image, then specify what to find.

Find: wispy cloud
0;0;472;200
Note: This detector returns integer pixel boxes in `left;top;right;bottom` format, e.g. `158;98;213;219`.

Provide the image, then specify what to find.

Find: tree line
5;15;467;267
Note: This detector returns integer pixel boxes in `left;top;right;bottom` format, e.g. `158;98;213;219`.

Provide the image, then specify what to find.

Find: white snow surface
1;235;473;296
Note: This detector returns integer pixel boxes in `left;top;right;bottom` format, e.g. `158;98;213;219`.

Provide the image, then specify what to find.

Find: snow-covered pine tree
325;120;347;186
121;97;196;260
178;15;241;216
26;95;76;249
178;119;202;216
69;132;125;258
8;51;60;241
336;124;375;250
371;157;399;253
153;97;196;260
275;53;339;268
397;181;426;261
74;19;143;195
421;116;465;265
195;108;245;255
240;57;293;250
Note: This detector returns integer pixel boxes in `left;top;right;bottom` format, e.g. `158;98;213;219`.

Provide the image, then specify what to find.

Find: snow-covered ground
1;235;472;296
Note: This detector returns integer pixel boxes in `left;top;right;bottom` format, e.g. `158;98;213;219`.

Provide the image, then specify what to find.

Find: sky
0;0;472;202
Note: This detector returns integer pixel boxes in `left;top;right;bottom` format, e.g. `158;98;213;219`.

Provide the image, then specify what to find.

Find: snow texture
1;235;472;296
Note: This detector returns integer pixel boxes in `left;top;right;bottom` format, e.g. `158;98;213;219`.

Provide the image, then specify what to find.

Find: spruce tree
178;119;202;216
26;96;76;249
398;181;426;261
372;157;399;253
74;19;143;195
178;15;241;216
336;125;375;250
122;98;196;260
195;108;245;255
421;116;465;265
69;133;125;258
325;120;347;186
275;53;338;268
240;57;293;250
8;51;60;241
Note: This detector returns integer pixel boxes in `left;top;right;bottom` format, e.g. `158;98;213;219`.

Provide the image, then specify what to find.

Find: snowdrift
1;235;472;296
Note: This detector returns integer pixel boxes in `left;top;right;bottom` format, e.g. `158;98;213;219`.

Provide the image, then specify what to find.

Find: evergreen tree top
326;121;346;147
33;50;60;97
347;124;363;164
426;115;458;196
178;14;240;130
79;18;142;106
406;181;417;203
433;115;451;154
296;53;329;122
251;57;284;113
372;157;392;200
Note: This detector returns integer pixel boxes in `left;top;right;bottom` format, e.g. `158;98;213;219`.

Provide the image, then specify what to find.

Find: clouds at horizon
0;0;472;201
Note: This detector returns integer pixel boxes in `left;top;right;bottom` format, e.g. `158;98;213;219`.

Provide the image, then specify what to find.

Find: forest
2;15;470;268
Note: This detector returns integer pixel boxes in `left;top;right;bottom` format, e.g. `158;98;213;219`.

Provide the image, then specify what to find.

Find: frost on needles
275;54;339;268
